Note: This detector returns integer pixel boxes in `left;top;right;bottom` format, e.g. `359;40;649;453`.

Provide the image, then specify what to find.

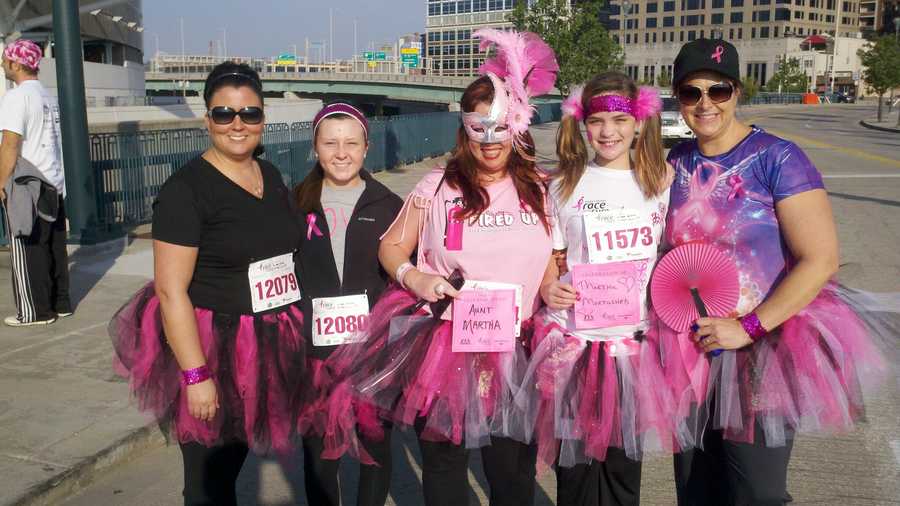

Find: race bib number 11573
583;209;656;264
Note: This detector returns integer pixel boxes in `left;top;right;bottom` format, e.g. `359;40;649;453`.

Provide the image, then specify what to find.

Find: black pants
674;424;794;506
179;441;249;506
4;195;71;322
556;448;642;506
303;427;394;506
415;421;538;506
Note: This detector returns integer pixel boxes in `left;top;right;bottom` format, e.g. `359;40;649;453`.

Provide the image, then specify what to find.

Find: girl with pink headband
515;71;690;506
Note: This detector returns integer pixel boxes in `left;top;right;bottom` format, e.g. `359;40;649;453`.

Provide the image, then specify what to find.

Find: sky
142;0;426;60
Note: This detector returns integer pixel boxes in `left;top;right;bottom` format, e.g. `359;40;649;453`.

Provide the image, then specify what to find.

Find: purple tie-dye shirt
665;127;825;313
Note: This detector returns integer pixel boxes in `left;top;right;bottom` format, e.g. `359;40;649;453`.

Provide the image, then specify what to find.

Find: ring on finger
434;284;446;295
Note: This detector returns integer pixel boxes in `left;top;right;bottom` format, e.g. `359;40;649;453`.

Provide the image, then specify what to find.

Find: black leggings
416;420;538;506
179;441;249;506
303;428;394;506
674;424;794;506
556;448;642;506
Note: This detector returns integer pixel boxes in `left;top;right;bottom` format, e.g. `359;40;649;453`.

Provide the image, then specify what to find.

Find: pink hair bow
306;213;324;240
632;86;663;121
561;85;586;121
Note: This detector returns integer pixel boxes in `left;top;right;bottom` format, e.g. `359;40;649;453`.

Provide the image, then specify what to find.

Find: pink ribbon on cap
711;45;725;64
306;213;324;240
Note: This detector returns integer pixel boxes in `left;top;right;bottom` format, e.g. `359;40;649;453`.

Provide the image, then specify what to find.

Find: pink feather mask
470;29;559;153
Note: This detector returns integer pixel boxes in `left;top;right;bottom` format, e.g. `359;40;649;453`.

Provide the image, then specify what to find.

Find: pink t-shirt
406;168;552;319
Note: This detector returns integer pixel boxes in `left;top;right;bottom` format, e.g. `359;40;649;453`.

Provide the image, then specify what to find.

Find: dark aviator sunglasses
207;106;264;125
676;82;734;106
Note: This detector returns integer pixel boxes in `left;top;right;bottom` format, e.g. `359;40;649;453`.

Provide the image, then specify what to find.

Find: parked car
661;96;694;145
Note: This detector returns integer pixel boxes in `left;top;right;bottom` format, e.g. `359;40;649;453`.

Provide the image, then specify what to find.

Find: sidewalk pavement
860;117;900;133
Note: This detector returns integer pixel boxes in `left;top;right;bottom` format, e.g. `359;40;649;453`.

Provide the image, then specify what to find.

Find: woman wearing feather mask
315;30;559;506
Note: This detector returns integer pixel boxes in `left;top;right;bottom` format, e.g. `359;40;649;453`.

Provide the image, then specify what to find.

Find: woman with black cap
659;39;890;505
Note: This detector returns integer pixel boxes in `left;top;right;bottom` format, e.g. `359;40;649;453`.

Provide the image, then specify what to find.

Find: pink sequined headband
562;86;662;122
2;39;42;71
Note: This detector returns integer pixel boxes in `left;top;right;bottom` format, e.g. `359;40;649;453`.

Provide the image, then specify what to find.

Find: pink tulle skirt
657;284;893;447
516;316;693;470
317;286;532;464
109;283;306;455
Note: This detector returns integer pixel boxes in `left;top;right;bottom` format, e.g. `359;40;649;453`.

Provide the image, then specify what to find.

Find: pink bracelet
396;262;415;290
181;365;211;386
739;312;768;342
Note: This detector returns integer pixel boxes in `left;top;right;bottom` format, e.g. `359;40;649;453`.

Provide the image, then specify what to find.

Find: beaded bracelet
738;312;768;342
396;262;415;290
181;365;211;386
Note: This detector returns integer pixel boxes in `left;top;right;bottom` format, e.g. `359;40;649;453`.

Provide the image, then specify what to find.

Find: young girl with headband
516;71;690;506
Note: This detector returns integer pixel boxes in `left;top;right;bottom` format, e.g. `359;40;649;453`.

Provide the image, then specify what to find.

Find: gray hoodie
2;157;58;238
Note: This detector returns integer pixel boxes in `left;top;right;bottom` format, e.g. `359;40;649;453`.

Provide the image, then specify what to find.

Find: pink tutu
109;283;306;455
657;283;894;447
318;285;532;464
516;316;693;471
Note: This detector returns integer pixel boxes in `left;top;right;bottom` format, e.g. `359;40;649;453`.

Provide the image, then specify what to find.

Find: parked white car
660;96;694;144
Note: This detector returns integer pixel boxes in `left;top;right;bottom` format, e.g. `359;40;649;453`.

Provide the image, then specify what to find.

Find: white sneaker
57;312;74;318
4;316;58;327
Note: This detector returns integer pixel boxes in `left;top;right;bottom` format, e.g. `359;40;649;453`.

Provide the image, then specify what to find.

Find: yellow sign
400;48;419;55
367;61;377;68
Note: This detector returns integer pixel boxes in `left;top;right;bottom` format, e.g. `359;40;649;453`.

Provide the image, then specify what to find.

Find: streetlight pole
621;0;631;79
329;8;334;63
829;0;840;94
52;0;99;243
179;18;186;96
221;27;227;61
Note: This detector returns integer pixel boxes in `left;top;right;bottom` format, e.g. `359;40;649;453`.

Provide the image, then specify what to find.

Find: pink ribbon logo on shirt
306;213;324;240
711;45;725;64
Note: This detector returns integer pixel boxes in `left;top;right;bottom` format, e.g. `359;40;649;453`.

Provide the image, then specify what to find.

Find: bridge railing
0;105;561;245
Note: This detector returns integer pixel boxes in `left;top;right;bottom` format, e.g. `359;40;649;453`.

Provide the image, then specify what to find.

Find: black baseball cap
673;39;741;88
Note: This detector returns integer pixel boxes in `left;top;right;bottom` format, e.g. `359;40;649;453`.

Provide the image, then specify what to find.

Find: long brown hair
293;114;363;214
556;72;666;202
443;76;550;232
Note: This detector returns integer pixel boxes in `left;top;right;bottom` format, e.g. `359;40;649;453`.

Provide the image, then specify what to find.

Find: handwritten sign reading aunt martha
572;262;641;330
452;289;517;352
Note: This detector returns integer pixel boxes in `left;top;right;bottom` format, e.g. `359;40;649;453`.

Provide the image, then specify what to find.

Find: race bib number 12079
248;253;301;314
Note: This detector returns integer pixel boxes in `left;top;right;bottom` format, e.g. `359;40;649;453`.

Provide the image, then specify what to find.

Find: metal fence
1;105;562;245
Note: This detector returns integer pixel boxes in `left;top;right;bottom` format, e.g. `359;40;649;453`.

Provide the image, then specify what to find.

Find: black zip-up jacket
296;171;404;359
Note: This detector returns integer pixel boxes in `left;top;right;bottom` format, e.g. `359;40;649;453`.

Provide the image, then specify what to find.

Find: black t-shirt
152;157;302;315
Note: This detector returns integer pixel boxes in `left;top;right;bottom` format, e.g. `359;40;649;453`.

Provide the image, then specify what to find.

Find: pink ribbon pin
711;45;725;64
306;213;324;240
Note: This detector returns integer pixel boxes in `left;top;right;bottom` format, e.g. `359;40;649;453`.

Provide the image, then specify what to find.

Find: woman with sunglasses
110;62;306;506
661;39;888;505
294;103;403;506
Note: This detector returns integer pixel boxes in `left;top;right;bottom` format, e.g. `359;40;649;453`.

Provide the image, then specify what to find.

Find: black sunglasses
676;83;735;106
207;106;264;125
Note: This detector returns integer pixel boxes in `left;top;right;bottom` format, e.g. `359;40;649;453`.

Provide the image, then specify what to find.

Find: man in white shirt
0;39;72;327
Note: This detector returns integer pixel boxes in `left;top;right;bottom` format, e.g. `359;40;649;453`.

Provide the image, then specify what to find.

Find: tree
658;69;673;88
858;35;900;122
741;77;760;104
764;56;807;93
509;0;623;94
